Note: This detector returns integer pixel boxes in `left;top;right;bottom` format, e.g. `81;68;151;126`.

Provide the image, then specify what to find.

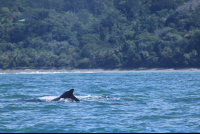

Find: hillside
0;0;200;69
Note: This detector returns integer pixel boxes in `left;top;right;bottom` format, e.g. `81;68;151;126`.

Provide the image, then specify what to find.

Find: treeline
0;0;200;69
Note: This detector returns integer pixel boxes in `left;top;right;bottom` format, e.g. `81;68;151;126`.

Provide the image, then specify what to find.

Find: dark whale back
51;89;80;102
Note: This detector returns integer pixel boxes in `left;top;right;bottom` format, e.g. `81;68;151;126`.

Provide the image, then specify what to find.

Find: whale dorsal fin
51;89;80;102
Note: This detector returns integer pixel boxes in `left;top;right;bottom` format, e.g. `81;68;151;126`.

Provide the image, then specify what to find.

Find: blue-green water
0;71;200;133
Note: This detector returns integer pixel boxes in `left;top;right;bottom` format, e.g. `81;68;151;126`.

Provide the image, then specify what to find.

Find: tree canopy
0;0;200;69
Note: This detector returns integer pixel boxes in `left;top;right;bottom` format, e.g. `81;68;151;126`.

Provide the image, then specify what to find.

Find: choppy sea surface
0;71;199;133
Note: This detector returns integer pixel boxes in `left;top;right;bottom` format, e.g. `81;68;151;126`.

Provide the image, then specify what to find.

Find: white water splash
38;95;120;102
38;96;57;102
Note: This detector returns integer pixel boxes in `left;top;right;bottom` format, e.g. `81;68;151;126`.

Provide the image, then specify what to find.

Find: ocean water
0;71;199;133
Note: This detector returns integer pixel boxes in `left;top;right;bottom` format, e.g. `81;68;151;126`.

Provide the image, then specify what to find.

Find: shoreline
0;67;200;74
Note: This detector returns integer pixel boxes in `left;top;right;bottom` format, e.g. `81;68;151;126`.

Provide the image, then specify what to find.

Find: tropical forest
0;0;200;69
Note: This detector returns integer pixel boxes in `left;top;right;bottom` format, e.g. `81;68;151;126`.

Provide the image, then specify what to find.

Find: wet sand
0;68;200;74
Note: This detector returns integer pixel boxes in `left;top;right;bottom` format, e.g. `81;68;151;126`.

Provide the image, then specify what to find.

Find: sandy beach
0;68;200;74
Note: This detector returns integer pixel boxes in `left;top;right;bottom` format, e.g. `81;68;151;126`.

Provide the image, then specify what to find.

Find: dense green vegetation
0;0;200;69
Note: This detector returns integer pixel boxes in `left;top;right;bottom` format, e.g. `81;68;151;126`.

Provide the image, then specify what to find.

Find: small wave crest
0;71;96;74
